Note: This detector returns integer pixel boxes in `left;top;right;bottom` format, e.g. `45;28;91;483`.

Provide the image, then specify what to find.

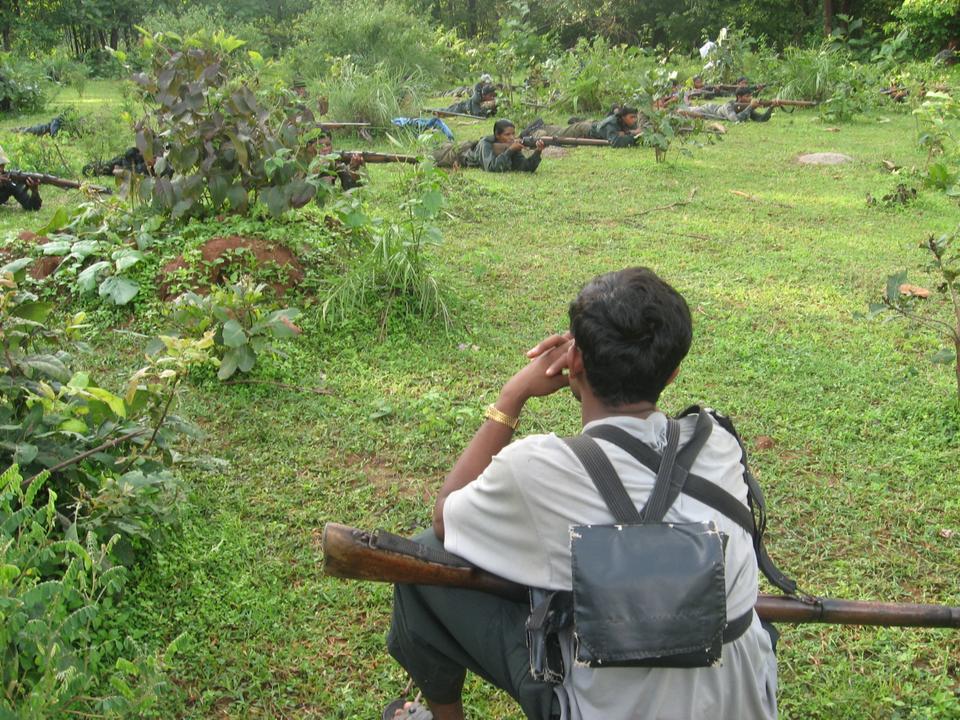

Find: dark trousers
387;532;560;720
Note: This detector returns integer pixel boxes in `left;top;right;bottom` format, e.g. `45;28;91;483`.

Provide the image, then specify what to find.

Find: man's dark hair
493;119;515;136
480;84;496;96
735;87;752;99
736;75;749;84
569;267;692;405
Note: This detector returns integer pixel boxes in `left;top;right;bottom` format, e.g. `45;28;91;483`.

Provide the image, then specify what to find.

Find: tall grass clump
320;61;423;127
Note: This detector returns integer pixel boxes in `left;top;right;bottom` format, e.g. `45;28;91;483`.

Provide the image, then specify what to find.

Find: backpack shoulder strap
562;435;641;524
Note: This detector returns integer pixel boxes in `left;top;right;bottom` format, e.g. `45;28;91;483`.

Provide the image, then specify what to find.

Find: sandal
383;688;433;720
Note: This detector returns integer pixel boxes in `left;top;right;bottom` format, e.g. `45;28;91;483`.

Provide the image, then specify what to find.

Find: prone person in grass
0;145;41;211
522;105;646;148
432;119;545;172
385;267;779;720
678;86;773;123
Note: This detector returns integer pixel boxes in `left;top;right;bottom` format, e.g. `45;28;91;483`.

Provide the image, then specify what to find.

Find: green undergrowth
1;87;959;718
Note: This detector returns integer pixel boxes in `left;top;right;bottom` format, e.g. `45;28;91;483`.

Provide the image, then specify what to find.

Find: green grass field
1;82;959;718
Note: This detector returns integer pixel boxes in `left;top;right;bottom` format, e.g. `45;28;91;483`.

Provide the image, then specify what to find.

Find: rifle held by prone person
322;522;960;629
425;108;487;120
4;170;112;195
491;136;610;155
338;150;421;165
735;99;817;109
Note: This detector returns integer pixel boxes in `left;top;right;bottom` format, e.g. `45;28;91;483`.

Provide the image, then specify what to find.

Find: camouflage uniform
467;136;542;173
680;100;772;123
532;114;639;148
432;140;480;169
443;87;496;117
0;144;41;211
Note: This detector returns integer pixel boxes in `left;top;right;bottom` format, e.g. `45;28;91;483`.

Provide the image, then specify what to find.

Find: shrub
895;0;960;55
0;465;180;718
287;0;446;82
0;266;210;561
0;53;46;114
141;4;271;56
133;30;337;220
320;60;424;127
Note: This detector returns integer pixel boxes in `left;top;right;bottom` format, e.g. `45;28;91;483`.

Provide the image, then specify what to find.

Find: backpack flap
570;521;727;667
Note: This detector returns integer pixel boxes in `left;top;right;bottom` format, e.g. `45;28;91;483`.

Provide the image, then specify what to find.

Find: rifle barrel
425;108;487;120
340;151;420;165
6;170;111;195
322;523;960;629
319;122;371;128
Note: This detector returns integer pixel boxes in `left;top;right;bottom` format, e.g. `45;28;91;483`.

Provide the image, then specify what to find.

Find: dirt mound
796;152;852;165
2;231;63;280
159;235;304;300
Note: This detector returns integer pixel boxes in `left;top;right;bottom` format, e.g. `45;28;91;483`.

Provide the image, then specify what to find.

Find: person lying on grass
386;267;778;720
0;145;42;212
431;119;545;172
678;87;773;123
522;106;645;148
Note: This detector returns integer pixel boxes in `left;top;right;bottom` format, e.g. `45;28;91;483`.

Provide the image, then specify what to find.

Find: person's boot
519;117;544;138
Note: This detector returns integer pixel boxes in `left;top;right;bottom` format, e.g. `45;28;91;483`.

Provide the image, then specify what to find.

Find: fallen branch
633;187;698;217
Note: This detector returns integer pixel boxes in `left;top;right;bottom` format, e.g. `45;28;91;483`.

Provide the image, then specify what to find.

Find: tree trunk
1;25;10;52
466;0;477;36
110;28;119;50
824;0;834;36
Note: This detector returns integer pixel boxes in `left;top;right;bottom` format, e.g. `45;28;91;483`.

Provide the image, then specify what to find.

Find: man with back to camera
386;267;778;720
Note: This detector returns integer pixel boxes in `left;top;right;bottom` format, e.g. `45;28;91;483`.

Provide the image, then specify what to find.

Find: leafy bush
0;53;46;114
536;37;656;115
287;0;446;82
141;4;271;56
895;0;960;55
320;60;423;127
701;26;757;85
0;465;181;718
134;30;334;220
169;280;302;380
0;267;210;560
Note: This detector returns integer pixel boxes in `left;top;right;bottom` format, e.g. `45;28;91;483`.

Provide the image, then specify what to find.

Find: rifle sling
372;528;474;568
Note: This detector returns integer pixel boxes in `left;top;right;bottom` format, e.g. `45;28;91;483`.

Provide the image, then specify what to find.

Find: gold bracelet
485;404;519;430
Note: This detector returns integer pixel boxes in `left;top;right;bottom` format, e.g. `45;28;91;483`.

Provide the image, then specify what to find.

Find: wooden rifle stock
490;137;610;156
339;151;420;165
322;523;960;629
4;170;112;195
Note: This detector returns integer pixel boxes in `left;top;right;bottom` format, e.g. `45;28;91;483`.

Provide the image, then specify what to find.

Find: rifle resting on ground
736;99;817;109
4;170;112;195
322;523;960;629
319;122;371;130
338;151;421;165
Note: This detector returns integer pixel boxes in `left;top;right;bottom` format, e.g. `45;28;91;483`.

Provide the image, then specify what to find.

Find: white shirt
444;411;778;720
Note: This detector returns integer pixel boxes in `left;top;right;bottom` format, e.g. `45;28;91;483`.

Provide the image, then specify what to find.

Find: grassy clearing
1;86;959;718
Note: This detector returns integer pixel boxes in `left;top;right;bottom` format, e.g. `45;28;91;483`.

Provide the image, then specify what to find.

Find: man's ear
665;366;681;386
567;342;584;377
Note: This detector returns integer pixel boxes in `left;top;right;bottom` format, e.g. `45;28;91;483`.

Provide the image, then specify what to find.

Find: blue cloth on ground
392;117;455;140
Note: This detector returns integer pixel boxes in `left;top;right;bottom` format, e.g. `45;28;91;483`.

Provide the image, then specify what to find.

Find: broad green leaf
85;387;126;418
0;564;20;583
58;418;89;434
221;319;247;348
60;605;98;637
77;261;111;293
11;301;54;323
113;249;145;272
931;348;956;364
13;443;37;465
99;276;140;306
41;239;73;255
236;344;256;373
262;186;288;217
217;349;240;380
0;257;33;278
68;372;90;390
21;354;71;381
37;207;71;234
